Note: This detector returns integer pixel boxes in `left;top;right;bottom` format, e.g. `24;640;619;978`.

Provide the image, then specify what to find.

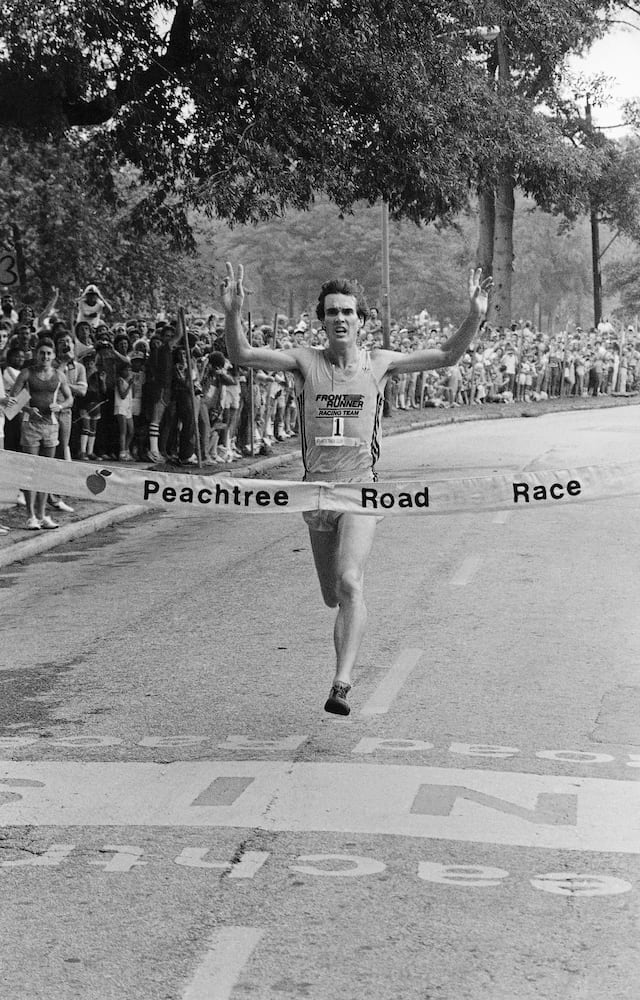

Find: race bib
315;417;358;447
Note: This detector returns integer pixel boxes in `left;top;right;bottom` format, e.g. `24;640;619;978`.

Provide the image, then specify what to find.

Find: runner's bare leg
309;514;378;685
308;528;339;608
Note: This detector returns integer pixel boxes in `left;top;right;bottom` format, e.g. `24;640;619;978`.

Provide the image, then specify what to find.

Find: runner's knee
335;568;364;604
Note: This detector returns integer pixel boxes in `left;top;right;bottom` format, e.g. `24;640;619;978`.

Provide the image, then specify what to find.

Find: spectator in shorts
54;331;87;461
114;360;135;460
218;361;242;462
128;352;147;460
7;338;73;529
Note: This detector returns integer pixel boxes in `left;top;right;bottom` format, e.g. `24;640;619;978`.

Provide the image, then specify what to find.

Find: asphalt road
1;406;639;999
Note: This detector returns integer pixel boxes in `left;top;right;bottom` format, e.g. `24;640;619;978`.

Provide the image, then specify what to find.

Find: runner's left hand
220;262;245;315
469;268;493;318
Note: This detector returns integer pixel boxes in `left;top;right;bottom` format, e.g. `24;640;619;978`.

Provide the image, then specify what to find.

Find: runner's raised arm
221;262;303;374
381;268;493;375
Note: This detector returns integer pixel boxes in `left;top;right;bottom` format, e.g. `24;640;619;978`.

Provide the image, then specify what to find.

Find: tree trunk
475;185;495;277
489;168;515;328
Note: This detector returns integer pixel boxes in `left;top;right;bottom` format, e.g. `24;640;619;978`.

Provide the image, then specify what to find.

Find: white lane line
360;648;424;716
183;927;264;1000
450;555;482;587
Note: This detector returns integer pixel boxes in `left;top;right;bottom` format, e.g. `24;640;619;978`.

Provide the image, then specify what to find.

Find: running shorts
20;416;59;450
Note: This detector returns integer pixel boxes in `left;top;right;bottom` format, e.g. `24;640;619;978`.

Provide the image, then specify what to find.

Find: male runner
221;263;492;715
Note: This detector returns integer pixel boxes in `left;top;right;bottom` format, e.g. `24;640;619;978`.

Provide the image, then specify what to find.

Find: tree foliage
0;131;208;314
0;0;638;325
0;0;623;228
199;193;634;327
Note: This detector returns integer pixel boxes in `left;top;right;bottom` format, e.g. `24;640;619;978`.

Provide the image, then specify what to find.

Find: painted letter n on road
191;778;256;808
411;785;578;826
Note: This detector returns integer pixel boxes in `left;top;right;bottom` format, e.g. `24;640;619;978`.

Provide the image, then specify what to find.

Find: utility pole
585;96;603;328
381;200;392;415
380;200;391;350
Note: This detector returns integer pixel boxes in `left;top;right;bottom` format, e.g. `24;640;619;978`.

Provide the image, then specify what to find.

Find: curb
0;505;146;570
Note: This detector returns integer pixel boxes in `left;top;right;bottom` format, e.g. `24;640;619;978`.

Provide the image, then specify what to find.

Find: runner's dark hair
316;279;369;322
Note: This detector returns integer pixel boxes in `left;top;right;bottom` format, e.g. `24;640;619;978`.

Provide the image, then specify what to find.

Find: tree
2;1;611;229
0;130;210;314
1;0;634;325
472;0;621;326
599;140;640;318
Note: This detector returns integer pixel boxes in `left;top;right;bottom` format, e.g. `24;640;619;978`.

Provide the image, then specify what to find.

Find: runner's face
323;294;362;345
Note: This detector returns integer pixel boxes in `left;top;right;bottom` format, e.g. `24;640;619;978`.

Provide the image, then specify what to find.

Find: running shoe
26;516;41;530
39;515;59;530
324;682;351;716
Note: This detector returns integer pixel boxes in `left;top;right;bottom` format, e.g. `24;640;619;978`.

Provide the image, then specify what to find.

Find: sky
567;12;640;131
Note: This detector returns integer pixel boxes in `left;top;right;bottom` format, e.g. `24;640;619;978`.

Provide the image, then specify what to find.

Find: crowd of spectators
0;285;303;483
0;283;638;528
363;312;640;409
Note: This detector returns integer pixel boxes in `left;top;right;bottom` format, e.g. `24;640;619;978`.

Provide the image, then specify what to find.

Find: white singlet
295;348;387;483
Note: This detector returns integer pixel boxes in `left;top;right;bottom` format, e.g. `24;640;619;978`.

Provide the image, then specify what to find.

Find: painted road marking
0;842;635;895
191;777;255;807
0;761;639;853
182;927;264;1000
450;555;482;586
2;734;639;768
411;784;577;826
360;648;424;716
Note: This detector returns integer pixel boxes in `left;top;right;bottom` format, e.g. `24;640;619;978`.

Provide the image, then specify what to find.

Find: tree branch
65;1;194;125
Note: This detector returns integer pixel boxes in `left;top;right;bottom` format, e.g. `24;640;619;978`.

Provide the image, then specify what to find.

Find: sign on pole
0;253;18;287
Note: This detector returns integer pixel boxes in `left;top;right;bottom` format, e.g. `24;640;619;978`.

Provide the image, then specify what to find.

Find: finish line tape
1;450;639;517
